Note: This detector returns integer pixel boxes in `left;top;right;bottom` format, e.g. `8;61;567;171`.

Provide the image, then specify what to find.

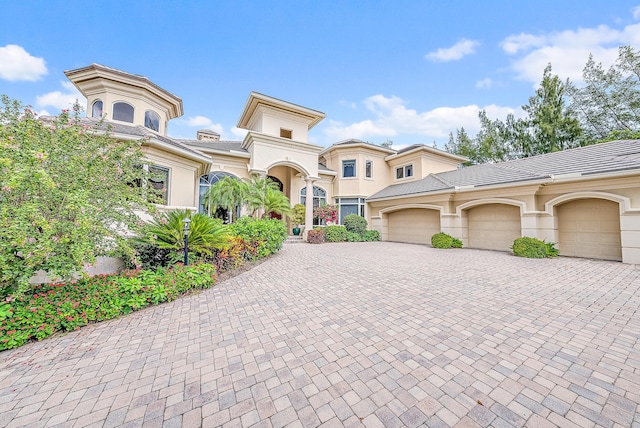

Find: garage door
557;199;621;261
467;204;521;251
387;209;440;245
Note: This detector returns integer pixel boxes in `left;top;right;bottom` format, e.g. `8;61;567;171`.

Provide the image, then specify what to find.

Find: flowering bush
0;264;217;350
313;204;338;224
307;229;325;244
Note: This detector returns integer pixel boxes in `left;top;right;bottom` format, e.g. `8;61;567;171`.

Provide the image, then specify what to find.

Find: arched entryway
556;198;622;261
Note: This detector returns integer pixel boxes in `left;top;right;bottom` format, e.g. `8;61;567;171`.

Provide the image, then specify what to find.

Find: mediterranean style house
64;64;640;264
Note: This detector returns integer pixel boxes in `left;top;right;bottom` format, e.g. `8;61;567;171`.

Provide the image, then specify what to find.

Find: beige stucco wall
367;174;640;264
249;107;312;143
87;92;170;135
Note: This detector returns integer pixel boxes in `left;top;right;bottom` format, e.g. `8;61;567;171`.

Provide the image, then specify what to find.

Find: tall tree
568;45;640;142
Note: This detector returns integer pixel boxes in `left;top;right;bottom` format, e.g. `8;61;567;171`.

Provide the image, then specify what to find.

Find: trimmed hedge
344;214;367;235
511;237;559;258
431;232;463;249
229;217;288;258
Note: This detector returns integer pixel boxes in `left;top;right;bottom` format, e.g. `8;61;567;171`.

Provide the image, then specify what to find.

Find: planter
292;227;301;236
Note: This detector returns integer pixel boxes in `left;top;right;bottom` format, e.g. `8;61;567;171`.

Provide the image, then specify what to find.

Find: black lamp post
183;217;191;266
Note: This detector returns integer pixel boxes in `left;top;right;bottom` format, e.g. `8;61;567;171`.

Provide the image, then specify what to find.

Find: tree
202;176;247;223
521;64;582;155
447;64;582;163
244;175;280;216
0;97;155;296
568;46;640;142
261;188;291;218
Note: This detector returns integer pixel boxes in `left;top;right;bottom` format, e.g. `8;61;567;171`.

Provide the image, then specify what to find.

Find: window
199;171;241;219
342;160;356;178
91;100;103;118
113;102;134;123
365;160;373;179
144;110;160;131
395;164;413;179
148;166;169;204
300;186;327;225
280;128;292;139
337;197;366;224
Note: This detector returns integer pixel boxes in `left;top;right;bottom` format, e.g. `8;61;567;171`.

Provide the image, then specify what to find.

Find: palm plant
203;176;247;223
245;176;281;216
262;188;292;218
139;209;230;258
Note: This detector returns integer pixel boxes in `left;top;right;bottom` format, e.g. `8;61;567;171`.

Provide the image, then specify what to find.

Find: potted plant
290;204;306;235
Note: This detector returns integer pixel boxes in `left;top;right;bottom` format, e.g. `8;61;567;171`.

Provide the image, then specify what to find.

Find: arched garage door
387;209;440;245
557;199;621;261
467;204;521;251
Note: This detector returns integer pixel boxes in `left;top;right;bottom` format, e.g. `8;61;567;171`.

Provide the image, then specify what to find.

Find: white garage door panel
388;209;440;245
468;204;521;251
557;199;621;261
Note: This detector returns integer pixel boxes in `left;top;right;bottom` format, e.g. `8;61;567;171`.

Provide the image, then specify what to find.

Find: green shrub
431;232;463;249
290;204;306;226
363;230;381;241
511;237;559;258
230;217;287;257
325;225;349;242
346;232;363;242
344;214;367;235
0;264;217;350
307;229;325;244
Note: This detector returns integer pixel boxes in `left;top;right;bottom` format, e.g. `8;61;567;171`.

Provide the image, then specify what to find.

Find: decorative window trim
395;164;413;180
336;197;366;224
144;110;160;132
342;159;356;178
91;100;103;118
113;101;134;123
365;160;373;179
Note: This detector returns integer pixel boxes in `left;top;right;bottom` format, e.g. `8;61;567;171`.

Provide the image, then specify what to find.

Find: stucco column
303;177;315;239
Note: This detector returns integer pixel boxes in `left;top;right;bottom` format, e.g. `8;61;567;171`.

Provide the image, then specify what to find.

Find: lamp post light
183;217;191;266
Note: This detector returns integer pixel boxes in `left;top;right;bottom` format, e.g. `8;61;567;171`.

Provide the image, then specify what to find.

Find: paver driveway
1;242;639;427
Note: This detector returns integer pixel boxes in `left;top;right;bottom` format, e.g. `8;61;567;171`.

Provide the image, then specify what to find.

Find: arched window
267;175;284;192
300;186;327;225
199;171;241;220
91;100;103;118
113;102;134;123
144;110;160;131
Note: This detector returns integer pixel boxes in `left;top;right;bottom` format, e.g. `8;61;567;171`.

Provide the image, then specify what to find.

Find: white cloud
0;45;47;82
425;38;480;62
476;78;493;88
230;127;248;139
185;115;224;134
324;95;518;143
500;18;640;85
36;81;85;111
633;6;640;20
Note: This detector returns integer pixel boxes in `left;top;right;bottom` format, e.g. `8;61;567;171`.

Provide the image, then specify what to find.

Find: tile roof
368;140;640;201
177;139;246;153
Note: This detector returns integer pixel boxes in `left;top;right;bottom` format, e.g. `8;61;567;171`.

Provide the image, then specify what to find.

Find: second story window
365;160;373;178
396;164;413;179
280;128;292;139
113;102;134;123
91;100;103;118
342;159;356;178
145;110;160;132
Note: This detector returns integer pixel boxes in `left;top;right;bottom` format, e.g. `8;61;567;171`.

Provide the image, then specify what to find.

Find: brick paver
1;242;639;427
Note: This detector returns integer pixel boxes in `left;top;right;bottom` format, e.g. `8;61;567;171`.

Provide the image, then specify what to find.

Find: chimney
197;129;220;142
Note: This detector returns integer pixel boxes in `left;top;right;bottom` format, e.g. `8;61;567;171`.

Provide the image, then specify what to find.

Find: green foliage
362;230;381;241
202;176;247;223
0;264;217;350
211;236;259;272
307;229;325;244
343;214;367;235
324;225;348;242
229;217;287;257
431;232;463;249
569;46;640;142
511;237;559;258
346;232;363;242
136;209;230;263
0;97;155;297
261;187;291;218
290;204;306;225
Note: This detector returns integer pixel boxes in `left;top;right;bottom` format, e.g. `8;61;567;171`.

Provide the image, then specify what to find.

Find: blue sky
1;1;639;149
